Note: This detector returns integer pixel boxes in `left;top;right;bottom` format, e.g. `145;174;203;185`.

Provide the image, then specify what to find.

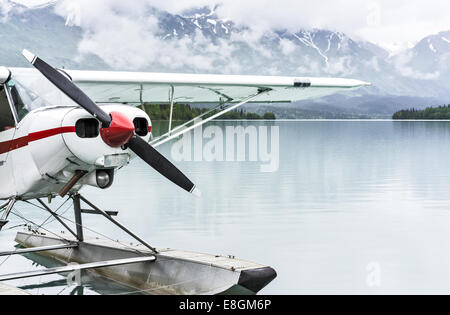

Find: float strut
36;199;80;241
72;194;84;242
78;195;158;254
0;199;16;231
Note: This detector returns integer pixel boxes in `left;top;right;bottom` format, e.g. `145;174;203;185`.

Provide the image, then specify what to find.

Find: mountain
159;6;234;41
408;30;450;76
155;7;450;115
0;2;448;117
0;2;107;69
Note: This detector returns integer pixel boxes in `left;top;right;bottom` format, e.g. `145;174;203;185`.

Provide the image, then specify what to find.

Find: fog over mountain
0;1;449;117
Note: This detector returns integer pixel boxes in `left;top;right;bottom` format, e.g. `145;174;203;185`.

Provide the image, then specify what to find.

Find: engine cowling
62;104;151;168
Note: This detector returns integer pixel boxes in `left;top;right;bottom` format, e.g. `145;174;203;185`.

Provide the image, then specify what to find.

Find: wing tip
22;49;37;64
348;79;372;88
309;78;372;88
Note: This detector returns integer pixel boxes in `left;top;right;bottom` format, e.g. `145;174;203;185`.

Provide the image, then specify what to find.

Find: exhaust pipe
59;171;88;197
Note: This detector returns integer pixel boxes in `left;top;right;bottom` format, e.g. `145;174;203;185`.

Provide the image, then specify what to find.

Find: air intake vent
76;119;99;138
133;118;149;137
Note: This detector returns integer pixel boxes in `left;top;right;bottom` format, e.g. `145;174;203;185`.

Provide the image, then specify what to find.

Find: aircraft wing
5;67;370;147
63;70;370;105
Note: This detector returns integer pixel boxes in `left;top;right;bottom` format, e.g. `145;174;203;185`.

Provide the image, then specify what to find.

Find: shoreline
152;119;450;122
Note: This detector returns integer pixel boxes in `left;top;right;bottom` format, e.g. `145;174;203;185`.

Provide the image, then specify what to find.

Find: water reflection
2;121;450;294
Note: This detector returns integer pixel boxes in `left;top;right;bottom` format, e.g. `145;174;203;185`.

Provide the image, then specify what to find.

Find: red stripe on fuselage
0;127;76;155
27;126;76;142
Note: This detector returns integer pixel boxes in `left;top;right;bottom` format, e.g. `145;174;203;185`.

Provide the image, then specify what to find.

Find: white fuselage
0;104;151;200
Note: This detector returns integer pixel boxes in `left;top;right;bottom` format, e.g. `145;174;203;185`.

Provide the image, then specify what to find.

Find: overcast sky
12;0;450;52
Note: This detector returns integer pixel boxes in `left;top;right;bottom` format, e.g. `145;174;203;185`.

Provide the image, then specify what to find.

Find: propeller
22;50;112;127
128;135;199;195
22;49;201;197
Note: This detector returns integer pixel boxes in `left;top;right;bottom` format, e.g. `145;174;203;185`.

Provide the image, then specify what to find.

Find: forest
393;105;450;120
143;104;276;121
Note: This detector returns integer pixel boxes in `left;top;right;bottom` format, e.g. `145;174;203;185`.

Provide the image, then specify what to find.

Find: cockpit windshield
8;68;78;121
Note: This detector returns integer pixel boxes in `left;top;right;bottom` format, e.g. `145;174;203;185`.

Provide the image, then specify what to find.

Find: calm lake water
3;120;450;294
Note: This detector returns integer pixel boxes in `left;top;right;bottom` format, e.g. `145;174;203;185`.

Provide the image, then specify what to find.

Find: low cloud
393;51;441;80
9;0;448;79
279;38;297;56
53;0;225;71
0;0;13;22
12;0;450;48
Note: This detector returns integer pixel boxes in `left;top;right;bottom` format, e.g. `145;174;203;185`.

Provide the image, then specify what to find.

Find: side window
0;85;15;132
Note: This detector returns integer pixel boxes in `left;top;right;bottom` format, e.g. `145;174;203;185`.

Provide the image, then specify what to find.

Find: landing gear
73;194;158;253
0;194;277;295
0;194;157;252
31;193;158;253
72;194;84;241
0;193;159;283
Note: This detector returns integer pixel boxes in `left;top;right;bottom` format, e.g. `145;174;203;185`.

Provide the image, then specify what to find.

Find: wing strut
168;85;175;135
150;100;227;145
151;89;270;148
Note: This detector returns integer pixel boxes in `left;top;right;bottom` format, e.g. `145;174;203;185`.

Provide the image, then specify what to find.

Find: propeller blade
21;49;112;127
21;50;199;196
128;135;201;196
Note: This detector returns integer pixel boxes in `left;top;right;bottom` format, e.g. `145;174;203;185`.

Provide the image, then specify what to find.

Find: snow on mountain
405;30;450;75
159;6;234;41
0;3;448;116
157;8;449;101
161;9;450;112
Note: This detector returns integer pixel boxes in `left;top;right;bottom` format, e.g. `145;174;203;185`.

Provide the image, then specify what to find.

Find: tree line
143;103;276;121
393;105;450;120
